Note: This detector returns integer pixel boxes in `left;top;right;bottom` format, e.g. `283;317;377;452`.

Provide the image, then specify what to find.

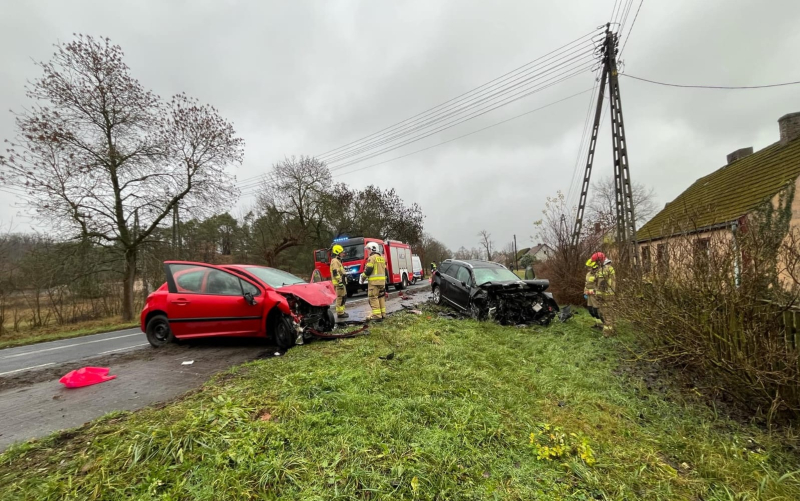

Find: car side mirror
434;270;441;277
243;292;257;306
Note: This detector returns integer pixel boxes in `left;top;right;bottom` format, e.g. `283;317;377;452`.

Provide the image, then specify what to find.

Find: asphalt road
0;329;147;377
0;283;430;451
0;282;429;378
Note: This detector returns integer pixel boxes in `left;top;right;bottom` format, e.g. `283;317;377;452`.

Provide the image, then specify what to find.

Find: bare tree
587;175;658;234
477;230;493;261
254;156;330;265
0;35;244;320
415;233;451;266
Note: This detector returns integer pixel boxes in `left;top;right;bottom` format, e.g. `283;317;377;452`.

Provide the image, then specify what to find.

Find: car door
440;264;465;309
163;262;265;338
450;265;473;309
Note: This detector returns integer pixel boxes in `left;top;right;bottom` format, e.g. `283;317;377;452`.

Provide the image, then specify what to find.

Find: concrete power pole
571;23;638;267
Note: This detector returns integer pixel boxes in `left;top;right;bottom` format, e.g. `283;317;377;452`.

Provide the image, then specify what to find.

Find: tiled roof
637;138;800;242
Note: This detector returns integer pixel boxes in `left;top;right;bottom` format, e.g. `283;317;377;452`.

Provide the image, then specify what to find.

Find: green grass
1;310;799;500
0;320;138;349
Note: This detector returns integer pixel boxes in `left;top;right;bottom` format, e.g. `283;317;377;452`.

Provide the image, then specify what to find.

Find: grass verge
1;310;799;499
0;318;138;350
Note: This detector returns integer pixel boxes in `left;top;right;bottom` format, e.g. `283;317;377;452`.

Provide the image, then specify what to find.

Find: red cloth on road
59;367;117;388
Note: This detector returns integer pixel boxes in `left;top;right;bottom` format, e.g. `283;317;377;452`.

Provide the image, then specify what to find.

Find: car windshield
243;267;306;288
473;266;521;285
340;243;364;263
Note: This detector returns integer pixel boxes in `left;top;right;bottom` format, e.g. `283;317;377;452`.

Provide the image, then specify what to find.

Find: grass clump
1;310;799;499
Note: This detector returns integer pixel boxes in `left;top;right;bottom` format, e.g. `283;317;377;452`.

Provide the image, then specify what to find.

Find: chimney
779;112;800;145
726;147;753;164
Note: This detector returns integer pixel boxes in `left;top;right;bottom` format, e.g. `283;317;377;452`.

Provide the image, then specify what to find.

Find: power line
324;50;597;165
619;0;644;58
621;73;800;90
330;88;594;179
314;28;604;159
328;64;595;172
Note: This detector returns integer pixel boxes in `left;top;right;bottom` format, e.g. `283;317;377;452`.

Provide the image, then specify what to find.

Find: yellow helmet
332;244;344;255
585;258;598;269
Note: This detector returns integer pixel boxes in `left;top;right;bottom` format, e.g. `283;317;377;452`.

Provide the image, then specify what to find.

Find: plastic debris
409;309;423;315
181;360;194;366
59;367;117;388
274;352;281;356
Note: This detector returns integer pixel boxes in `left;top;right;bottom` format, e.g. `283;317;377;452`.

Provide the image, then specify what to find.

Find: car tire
432;285;443;305
346;288;354;298
274;315;296;350
145;315;174;348
395;274;408;291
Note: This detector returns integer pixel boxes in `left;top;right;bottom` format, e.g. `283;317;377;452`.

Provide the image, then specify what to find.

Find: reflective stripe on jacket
364;253;387;282
330;257;345;286
595;265;616;296
584;270;597;296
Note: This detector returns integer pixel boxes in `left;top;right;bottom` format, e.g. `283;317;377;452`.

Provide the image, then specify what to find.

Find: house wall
638;228;733;274
773;175;800;287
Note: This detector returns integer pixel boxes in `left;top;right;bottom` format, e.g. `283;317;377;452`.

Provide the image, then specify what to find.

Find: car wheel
432;285;443;305
346;288;354;298
274;315;296;350
145;315;174;348
402;275;409;289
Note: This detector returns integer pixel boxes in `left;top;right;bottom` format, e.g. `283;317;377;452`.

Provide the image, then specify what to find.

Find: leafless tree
415;233;451;266
588;175;658;233
477;230;493;261
0;35;244;320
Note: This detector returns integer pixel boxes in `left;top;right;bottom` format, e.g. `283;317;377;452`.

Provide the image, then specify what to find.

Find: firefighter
594;254;616;336
330;244;348;319
362;242;387;320
430;262;437;274
584;256;602;330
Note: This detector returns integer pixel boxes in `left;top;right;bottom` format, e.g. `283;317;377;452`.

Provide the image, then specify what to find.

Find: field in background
2;308;798;499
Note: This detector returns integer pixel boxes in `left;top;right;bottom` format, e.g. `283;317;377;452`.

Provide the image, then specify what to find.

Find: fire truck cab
313;237;413;297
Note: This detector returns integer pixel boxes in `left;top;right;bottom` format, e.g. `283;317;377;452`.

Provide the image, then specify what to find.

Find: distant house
637;111;800;271
526;243;554;262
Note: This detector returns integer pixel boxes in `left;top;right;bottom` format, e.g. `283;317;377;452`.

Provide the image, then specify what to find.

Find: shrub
615;188;800;422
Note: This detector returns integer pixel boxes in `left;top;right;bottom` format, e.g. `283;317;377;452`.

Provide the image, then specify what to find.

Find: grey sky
1;0;799;252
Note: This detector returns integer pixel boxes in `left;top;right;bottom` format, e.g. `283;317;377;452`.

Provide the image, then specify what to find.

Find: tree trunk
122;248;136;322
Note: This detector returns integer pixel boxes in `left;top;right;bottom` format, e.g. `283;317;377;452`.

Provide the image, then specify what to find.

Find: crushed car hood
474;279;550;294
278;282;337;306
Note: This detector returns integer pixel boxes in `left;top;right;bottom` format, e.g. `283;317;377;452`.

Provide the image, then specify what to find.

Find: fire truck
313;237;413;297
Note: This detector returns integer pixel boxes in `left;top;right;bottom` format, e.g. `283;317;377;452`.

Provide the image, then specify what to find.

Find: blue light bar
333;236;349;243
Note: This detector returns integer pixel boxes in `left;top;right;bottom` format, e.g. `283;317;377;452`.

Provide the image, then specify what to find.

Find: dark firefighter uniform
330;244;348;318
363;248;387;320
595;260;616;336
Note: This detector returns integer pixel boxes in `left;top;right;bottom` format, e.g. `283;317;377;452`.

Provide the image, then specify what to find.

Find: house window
640;246;651;272
694;238;711;270
656;243;668;272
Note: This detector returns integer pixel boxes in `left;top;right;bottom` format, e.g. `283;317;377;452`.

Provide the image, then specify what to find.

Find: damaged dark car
431;259;559;326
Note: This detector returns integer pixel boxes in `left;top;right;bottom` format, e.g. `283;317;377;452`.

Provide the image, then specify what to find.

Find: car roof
443;259;505;269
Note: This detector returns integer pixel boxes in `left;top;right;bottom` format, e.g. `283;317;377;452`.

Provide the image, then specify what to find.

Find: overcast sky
1;0;799;252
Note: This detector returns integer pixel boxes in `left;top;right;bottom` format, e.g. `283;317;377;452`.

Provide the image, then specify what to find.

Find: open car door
163;261;265;338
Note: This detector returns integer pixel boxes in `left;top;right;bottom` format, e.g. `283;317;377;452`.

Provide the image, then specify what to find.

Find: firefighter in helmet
330;244;348;319
361;242;387;320
430;262;437;274
593;252;616;336
584;255;602;329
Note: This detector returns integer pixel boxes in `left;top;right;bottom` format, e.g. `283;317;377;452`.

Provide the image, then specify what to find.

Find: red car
140;261;338;350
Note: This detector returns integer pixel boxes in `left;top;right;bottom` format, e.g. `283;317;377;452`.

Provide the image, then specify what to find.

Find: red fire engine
313;237;413;296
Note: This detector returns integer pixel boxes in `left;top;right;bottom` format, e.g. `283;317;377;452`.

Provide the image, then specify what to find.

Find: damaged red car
140;261;337;350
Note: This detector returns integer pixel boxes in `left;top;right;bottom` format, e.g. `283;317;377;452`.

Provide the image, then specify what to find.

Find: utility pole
571;23;638;267
513;234;518;271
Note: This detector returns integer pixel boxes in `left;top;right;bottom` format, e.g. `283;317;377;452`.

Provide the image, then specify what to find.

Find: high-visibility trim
368;276;386;282
371;309;382;314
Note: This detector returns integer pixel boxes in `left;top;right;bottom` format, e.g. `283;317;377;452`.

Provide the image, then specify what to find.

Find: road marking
1;333;142;360
97;343;150;355
0;362;55;377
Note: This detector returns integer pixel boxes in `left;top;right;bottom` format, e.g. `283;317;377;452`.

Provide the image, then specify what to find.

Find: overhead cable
621;73;800;90
330;88;594;179
314;28;604;160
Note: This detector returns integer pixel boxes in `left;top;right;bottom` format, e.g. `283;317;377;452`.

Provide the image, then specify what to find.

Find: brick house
637;112;800;271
